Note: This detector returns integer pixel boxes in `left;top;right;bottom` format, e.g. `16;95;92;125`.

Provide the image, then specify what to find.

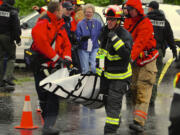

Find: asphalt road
0;61;179;135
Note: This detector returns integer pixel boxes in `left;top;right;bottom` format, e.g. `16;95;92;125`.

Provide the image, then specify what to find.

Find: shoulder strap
130;16;147;33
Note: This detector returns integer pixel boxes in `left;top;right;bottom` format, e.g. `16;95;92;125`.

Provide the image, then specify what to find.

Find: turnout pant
102;77;129;133
33;67;59;128
131;60;157;126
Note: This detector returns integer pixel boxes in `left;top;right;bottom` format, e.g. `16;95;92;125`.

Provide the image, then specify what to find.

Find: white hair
83;4;95;13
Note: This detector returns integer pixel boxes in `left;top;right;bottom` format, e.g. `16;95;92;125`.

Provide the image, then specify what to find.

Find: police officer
31;2;72;135
147;1;177;107
97;5;132;134
0;0;21;91
62;1;80;74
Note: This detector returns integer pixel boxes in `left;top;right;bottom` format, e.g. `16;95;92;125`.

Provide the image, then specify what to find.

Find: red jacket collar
47;11;58;23
46;11;65;28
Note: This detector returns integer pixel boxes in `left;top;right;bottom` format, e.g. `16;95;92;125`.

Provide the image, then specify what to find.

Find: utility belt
136;48;159;66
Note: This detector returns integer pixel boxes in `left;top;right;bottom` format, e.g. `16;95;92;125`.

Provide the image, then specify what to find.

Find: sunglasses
66;8;73;11
106;18;117;21
126;6;134;11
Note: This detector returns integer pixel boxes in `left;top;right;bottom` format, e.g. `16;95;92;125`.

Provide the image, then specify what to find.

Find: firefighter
31;2;72;135
97;5;133;134
69;0;85;23
147;1;177;107
169;73;180;135
124;0;158;132
0;0;21;92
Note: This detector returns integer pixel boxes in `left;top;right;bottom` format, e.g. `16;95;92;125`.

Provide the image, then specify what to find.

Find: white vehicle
16;6;105;63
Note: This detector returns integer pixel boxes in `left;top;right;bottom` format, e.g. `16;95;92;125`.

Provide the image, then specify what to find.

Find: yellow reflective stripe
106;117;119;125
104;64;132;79
97;48;108;57
113;40;124;51
174;73;180;88
96;68;103;76
107;54;121;61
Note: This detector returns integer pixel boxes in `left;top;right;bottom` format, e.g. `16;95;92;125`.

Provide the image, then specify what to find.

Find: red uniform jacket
0;0;3;5
124;0;156;61
31;11;71;66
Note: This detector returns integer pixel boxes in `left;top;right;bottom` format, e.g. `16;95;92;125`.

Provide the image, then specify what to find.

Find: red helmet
103;5;123;18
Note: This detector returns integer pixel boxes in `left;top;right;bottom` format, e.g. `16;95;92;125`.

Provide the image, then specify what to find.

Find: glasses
126;6;134;11
66;8;73;11
85;11;93;14
106;18;116;21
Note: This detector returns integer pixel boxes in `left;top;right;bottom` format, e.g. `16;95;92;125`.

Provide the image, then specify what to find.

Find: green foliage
84;0;110;6
15;0;180;17
164;0;180;5
15;0;46;16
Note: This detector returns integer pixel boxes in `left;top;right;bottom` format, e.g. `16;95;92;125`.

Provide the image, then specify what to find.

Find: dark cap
148;1;159;9
62;2;73;10
4;0;15;5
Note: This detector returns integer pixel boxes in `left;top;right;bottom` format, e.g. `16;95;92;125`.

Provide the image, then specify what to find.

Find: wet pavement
0;62;179;135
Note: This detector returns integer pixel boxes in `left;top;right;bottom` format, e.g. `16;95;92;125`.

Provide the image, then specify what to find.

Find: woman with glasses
76;4;102;74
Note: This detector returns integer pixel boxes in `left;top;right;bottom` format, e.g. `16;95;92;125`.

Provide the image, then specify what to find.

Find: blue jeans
78;48;98;74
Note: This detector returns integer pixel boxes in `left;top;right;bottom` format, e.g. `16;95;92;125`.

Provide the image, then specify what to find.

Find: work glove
16;41;21;46
80;36;90;42
63;59;73;69
56;57;64;65
56;58;72;69
172;48;178;61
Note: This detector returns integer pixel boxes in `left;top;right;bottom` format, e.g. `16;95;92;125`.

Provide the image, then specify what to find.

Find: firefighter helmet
67;0;84;5
76;0;85;5
103;5;123;18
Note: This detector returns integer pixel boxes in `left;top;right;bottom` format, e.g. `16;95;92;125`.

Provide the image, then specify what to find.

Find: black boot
0;81;14;92
129;120;144;132
4;79;15;86
104;124;118;135
42;127;60;135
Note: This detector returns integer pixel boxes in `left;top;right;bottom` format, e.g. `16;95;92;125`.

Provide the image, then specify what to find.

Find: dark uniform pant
33;67;59;128
150;49;164;104
101;77;129;134
169;88;180;135
0;34;16;83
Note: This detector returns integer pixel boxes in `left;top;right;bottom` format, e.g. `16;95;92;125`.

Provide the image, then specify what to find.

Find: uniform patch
0;11;10;17
150;19;165;27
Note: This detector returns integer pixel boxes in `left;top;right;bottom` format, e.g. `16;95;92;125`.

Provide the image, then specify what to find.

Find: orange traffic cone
14;95;38;129
36;100;41;112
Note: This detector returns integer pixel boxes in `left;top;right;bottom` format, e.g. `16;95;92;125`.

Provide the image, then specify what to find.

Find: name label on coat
150;19;165;27
0;11;10;17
